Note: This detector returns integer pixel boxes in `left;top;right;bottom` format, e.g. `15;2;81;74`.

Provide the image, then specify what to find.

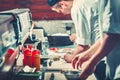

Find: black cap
48;0;59;6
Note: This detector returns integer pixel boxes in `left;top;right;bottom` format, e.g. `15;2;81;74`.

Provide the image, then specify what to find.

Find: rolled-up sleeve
71;6;91;45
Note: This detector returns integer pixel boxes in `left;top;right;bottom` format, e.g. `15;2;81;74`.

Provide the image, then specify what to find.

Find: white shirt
100;0;120;79
71;0;100;45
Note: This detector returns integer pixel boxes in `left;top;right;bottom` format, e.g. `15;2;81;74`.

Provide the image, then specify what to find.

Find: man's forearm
73;44;89;55
90;33;120;65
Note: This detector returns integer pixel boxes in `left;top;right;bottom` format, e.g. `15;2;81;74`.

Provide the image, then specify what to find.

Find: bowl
64;70;81;80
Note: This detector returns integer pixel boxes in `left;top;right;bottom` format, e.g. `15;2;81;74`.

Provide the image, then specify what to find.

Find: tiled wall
33;20;75;35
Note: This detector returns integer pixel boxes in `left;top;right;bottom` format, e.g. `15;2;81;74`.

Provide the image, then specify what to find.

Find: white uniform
100;0;120;79
71;0;100;45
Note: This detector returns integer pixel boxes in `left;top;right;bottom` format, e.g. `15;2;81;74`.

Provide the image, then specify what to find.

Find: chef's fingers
72;56;78;69
76;57;82;69
76;60;80;69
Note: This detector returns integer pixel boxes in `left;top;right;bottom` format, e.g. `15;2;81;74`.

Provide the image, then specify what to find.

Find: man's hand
71;44;101;80
69;33;76;42
78;60;96;80
64;53;75;63
72;51;91;69
72;53;96;80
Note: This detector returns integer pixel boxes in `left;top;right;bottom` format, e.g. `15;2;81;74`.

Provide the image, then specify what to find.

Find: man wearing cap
47;0;105;79
47;0;100;63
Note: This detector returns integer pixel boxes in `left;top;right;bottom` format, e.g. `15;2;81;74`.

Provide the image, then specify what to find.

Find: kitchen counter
42;58;96;80
15;44;97;80
40;44;97;80
45;72;96;80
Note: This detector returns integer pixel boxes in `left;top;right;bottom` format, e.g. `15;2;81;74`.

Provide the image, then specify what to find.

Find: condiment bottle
4;48;14;64
26;51;32;67
27;44;33;50
34;53;40;71
23;48;31;66
32;49;40;71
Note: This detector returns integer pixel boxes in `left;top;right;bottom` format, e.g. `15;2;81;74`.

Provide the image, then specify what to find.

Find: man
72;0;120;80
47;0;100;63
47;0;106;79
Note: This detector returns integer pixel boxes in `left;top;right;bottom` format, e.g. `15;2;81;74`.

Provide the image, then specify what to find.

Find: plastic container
34;54;40;71
4;48;14;64
32;49;40;71
26;51;32;67
23;48;31;66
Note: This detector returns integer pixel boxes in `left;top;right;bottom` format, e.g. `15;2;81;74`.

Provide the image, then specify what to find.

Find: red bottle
4;48;14;64
34;53;40;71
26;51;32;67
23;48;31;66
32;49;40;71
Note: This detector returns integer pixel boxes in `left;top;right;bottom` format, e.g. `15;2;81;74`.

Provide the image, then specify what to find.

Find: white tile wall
33;20;75;35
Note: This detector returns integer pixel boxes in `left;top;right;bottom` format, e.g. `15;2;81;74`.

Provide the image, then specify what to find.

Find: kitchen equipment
14;71;41;80
64;70;81;80
0;8;32;46
0;15;16;65
47;33;73;46
0;8;33;80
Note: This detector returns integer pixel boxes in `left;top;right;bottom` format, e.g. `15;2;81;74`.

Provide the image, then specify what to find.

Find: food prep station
0;8;96;80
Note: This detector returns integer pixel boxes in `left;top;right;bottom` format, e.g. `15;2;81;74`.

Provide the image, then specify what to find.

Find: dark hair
48;0;60;6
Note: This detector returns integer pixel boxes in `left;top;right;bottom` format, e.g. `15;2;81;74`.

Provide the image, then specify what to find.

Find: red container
32;49;40;71
26;52;32;67
23;48;31;66
4;48;14;64
32;49;40;65
34;53;40;71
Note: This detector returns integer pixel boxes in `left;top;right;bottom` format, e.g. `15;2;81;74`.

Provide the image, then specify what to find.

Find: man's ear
58;1;67;6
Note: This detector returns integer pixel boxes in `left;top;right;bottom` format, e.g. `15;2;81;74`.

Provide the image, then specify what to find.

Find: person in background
47;0;106;79
47;0;100;63
72;0;120;80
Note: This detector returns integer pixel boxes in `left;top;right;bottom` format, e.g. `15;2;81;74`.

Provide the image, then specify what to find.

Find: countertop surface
16;44;97;80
